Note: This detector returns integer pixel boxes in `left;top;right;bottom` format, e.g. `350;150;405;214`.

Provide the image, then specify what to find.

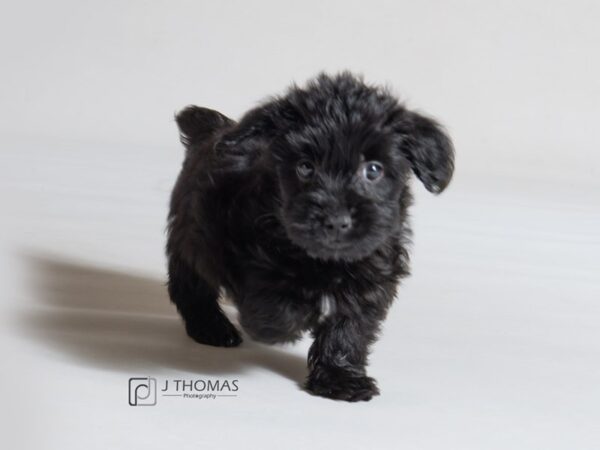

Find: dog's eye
361;161;384;182
297;160;315;180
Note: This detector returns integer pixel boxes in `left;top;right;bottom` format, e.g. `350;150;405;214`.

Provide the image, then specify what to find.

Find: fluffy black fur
166;73;454;402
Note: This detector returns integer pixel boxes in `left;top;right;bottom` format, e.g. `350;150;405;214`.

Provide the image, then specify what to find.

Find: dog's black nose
324;214;352;234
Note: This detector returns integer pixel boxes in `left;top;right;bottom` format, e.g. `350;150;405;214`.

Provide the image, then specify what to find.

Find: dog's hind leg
167;255;242;347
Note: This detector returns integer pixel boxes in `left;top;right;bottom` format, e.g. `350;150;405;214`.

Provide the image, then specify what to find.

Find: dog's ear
175;105;234;149
215;101;296;170
392;109;455;194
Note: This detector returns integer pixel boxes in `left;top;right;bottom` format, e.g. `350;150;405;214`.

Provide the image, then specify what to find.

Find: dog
166;72;454;401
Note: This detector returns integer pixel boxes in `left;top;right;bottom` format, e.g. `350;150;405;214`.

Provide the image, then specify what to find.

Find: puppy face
274;123;409;261
217;73;455;261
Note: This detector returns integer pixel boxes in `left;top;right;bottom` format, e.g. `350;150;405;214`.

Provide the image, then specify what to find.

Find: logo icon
128;377;157;406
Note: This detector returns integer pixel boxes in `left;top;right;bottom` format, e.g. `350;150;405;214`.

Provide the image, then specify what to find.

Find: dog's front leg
305;313;382;402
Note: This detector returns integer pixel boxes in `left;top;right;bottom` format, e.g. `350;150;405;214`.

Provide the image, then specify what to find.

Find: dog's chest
318;294;336;322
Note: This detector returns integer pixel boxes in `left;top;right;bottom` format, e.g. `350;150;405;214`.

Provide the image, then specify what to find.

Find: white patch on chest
319;294;335;322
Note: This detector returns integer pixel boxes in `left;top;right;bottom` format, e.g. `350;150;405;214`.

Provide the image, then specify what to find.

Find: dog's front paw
305;366;379;402
185;316;242;348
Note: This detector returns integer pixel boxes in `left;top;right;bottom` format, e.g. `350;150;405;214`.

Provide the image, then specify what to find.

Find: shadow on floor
18;253;307;386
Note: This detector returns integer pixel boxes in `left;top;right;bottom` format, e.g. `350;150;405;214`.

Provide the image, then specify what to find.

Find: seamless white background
1;1;599;449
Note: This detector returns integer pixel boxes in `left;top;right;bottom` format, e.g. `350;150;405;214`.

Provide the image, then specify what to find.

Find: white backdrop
2;0;599;182
1;2;599;450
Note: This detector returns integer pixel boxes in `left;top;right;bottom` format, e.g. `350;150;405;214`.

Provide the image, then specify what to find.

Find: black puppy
167;73;454;401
